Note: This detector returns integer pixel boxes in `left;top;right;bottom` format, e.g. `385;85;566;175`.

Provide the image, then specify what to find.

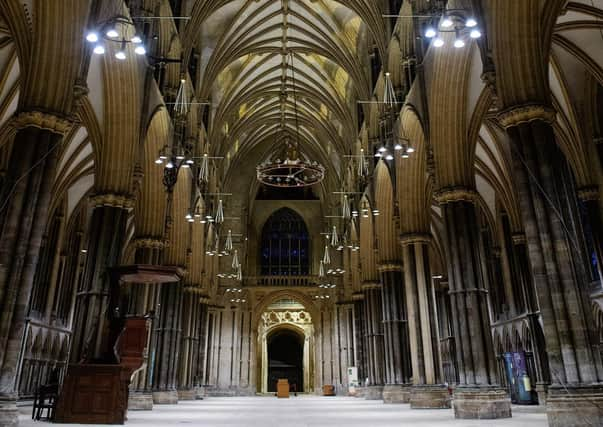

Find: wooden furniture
32;383;58;421
54;317;149;424
277;379;290;398
323;384;335;396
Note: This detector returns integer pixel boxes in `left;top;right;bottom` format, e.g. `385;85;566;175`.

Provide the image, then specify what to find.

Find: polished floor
19;396;548;427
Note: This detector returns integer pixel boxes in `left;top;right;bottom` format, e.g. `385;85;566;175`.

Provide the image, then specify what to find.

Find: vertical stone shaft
70;203;129;362
362;283;385;397
439;191;510;419
379;265;411;385
352;296;366;386
152;283;183;404
507;119;601;383
402;240;439;384
0;127;62;424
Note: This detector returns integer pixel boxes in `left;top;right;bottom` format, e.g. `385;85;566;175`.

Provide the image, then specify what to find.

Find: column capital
90;193;136;210
377;263;402;273
497;104;556;129
362;281;382;290
10;109;76;135
352;292;364;301
434;186;478;204
577;185;599;202
511;233;527;245
399;232;432;246
133;237;167;250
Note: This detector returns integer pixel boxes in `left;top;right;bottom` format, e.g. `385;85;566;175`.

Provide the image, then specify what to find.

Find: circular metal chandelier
256;146;325;188
256;52;325;188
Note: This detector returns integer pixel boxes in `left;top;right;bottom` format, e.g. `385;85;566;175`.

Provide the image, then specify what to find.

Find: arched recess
255;295;315;394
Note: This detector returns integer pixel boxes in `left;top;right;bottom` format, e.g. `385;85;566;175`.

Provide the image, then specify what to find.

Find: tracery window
261;208;309;276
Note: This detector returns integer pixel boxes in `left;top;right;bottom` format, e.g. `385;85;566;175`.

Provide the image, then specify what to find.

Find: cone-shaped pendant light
319;260;325;278
323;244;331;265
199;153;209;183
330;225;339;247
215;199;224;224
232;249;240;269
343;195;351;219
225;229;233;252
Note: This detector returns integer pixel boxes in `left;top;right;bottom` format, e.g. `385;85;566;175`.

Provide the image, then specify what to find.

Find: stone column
0;115;72;426
378;263;412;403
178;290;206;400
152;282;183;404
401;234;450;409
577;186;603;286
194;299;209;399
127;240;166;410
352;294;366;397
362;282;385;399
436;188;511;419
499;108;603;426
69;196;132;363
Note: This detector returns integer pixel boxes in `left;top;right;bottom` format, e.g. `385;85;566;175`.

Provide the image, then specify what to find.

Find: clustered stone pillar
437;188;511;419
401;234;449;409
152;282;184;404
500;108;603;427
352;294;366;397
378;263;412;403
362;282;385;399
69;197;132;363
0;117;71;426
178;292;208;400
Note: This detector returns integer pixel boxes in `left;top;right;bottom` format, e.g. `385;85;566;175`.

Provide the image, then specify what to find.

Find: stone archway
257;299;315;393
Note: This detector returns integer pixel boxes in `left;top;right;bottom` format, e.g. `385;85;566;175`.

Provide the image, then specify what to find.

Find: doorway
267;329;304;393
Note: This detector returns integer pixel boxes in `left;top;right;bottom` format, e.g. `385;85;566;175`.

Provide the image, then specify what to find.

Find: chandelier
256;52;325;188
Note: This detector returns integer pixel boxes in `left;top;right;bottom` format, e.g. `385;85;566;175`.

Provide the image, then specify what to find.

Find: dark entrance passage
267;329;303;393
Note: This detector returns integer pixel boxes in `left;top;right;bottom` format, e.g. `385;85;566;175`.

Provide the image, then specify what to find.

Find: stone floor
19;396;548;427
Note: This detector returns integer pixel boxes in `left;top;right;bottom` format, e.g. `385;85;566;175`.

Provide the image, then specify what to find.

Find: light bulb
454;39;465;48
115;50;127;60
466;18;478;28
425;28;437;38
166;161;174;169
132;35;142;44
93;45;105;55
407;147;415;153
374;152;382;158
378;146;387;153
394;143;403;151
181;163;190;168
442;17;453;28
155;158;163;164
470;29;482;39
402;153;410;159
86;32;99;43
106;28;119;38
433;38;445;47
135;45;146;55
385;154;394;161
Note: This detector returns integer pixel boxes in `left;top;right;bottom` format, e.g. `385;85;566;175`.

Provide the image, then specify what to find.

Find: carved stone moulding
577;185;600;202
497;104;556;129
10;109;75;135
90;193;135;210
352;292;364;301
511;233;527;245
410;384;451;409
133;237;167;250
361;281;382;291
399;232;432;246
434;186;479;205
109;265;183;285
377;262;402;273
453;386;511;419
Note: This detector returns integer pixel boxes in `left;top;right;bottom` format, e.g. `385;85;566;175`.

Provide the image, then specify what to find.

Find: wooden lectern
277;379;290;398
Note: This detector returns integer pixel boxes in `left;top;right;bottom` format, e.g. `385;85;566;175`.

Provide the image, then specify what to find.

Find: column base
364;385;384;400
153;390;179;404
128;391;154;410
546;384;603;427
382;385;411;403
453;386;511;419
410;385;451;409
178;389;196;400
0;397;18;427
195;386;206;400
354;386;365;398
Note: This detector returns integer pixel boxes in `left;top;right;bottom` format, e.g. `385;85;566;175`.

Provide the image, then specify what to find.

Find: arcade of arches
0;1;602;426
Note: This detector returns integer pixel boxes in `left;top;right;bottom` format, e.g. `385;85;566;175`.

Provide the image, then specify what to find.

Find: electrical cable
0;139;64;216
